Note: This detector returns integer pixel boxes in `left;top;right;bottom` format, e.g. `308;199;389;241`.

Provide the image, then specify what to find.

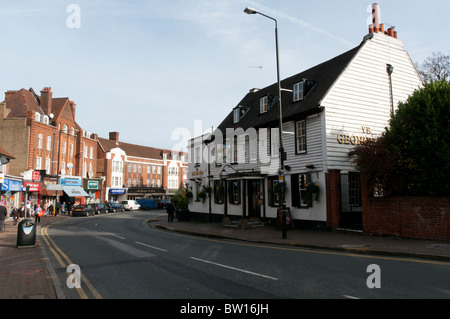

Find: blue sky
1;0;448;151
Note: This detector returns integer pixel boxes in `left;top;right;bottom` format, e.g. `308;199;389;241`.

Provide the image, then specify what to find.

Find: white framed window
260;96;268;114
62;141;67;154
147;165;151;174
45;158;51;174
90;147;93;159
233;108;240;123
295;120;307;154
157;166;161;174
84;145;88;158
293;81;304;102
38;133;43;149
46;136;52;150
69;143;73;156
36;157;42;170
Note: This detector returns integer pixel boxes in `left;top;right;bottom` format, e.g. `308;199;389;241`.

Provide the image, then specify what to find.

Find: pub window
293;81;304;102
233;108;240;124
295;120;307;154
228;180;241;205
260;96;268;114
267;177;281;207
291;174;312;208
214;180;224;204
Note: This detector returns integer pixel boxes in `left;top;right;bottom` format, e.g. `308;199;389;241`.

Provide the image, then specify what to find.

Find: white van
121;200;141;211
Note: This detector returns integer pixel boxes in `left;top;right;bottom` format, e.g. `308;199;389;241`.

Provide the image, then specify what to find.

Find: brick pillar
326;170;341;230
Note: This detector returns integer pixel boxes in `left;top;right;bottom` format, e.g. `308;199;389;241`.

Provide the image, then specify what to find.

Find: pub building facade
188;22;423;230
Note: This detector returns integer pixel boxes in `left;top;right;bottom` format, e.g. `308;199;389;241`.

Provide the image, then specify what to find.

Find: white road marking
135;241;168;252
190;257;278;281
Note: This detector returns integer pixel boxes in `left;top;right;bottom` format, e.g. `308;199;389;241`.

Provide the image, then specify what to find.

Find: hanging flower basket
198;191;207;202
204;186;212;194
306;182;320;203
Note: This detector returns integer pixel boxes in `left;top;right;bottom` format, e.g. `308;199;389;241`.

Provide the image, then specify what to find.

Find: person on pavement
0;204;7;232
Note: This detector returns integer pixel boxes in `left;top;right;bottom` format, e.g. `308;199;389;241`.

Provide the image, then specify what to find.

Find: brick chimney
368;3;398;39
109;132;119;143
4;90;18;101
40;87;53;115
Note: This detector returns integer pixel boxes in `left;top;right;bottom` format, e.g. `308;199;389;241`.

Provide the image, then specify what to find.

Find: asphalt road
40;210;450;300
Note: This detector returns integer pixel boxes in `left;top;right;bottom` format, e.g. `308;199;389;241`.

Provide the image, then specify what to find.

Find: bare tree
416;51;450;82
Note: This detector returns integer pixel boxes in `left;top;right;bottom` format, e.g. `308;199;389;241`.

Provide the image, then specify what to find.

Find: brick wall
362;191;450;241
326;170;341;230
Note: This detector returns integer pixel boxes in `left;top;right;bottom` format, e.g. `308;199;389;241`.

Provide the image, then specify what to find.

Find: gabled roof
97;137;185;161
217;44;362;132
2;89;42;117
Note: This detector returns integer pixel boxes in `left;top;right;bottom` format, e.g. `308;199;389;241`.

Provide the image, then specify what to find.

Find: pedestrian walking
12;206;19;225
56;201;61;216
166;202;175;222
48;203;54;217
35;204;41;223
0;204;7;232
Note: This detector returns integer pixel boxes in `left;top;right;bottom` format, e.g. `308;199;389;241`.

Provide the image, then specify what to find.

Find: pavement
1;213;449;299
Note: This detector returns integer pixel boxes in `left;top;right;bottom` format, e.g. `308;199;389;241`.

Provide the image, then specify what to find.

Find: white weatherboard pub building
187;21;423;231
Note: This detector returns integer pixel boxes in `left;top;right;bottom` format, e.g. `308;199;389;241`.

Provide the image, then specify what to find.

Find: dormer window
233;108;240;123
293;81;304;102
260;96;268;114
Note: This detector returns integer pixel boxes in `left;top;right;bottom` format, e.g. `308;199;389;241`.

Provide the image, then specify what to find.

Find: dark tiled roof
97;137;185;161
217;44;362;131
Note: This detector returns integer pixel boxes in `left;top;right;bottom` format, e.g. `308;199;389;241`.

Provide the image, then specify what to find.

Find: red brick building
97;132;188;203
0;87;100;206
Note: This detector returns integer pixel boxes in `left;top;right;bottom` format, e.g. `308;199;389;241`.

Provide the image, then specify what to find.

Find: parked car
121;200;141;211
91;203;107;215
106;202;125;213
71;204;95;217
136;198;157;210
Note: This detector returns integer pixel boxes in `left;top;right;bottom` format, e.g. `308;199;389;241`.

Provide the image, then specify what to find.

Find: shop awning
62;186;90;197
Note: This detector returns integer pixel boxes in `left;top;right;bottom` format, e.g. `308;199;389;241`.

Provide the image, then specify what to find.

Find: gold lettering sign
337;126;374;145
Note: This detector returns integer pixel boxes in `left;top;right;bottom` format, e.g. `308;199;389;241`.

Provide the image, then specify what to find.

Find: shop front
83;179;103;203
59;177;90;205
0;178;23;215
108;188;126;203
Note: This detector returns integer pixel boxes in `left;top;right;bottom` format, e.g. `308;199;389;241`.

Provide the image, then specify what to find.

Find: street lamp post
244;7;287;239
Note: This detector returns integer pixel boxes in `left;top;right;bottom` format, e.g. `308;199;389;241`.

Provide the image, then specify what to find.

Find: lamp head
244;7;258;14
219;169;229;180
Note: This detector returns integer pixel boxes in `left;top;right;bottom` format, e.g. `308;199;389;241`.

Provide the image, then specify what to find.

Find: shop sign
60;178;82;186
337;126;375;145
23;182;40;192
87;180;99;190
1;179;22;192
109;188;126;195
32;170;41;181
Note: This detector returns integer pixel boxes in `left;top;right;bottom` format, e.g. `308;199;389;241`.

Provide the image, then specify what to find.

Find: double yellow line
40;224;103;299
